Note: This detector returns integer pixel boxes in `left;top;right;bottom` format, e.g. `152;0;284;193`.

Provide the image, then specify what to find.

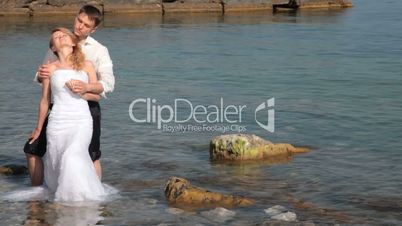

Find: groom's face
74;13;97;39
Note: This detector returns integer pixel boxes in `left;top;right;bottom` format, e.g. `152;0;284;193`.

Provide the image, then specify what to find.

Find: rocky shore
0;0;352;16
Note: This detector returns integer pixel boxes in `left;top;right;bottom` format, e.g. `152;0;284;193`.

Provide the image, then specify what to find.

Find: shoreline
0;0;353;17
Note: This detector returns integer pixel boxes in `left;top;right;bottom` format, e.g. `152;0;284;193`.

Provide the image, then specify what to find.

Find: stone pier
0;0;352;16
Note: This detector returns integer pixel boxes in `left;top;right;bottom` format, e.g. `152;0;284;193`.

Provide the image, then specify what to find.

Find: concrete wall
0;0;353;16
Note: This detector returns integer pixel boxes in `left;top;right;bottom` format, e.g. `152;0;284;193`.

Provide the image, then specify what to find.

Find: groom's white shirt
34;36;115;98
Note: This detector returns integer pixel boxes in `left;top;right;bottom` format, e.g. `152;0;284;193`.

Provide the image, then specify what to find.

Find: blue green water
1;0;402;225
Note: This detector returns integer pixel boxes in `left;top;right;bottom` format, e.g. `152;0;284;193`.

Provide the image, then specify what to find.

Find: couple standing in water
23;5;115;202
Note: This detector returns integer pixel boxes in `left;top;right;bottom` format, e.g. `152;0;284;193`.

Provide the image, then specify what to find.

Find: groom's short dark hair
79;5;102;27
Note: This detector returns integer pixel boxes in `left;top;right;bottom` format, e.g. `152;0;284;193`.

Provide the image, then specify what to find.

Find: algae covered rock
210;134;309;161
165;176;253;209
0;164;28;175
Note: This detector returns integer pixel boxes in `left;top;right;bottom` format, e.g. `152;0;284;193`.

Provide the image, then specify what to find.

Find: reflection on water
23;201;105;226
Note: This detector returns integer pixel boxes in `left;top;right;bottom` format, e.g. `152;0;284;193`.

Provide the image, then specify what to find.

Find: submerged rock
271;211;297;222
287;194;351;223
200;207;236;223
210;134;309;161
0;164;27;175
264;205;288;217
166;207;185;215
264;205;297;222
165;177;253;209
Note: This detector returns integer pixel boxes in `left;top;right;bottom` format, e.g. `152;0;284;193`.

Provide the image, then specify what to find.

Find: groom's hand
65;79;88;94
38;63;55;82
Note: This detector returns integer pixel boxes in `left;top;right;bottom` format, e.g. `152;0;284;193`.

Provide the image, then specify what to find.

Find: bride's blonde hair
49;27;85;70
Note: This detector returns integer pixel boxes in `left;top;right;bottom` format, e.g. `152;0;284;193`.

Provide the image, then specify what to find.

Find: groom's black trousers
23;101;102;161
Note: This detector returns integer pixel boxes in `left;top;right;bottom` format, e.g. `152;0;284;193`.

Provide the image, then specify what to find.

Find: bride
29;27;107;202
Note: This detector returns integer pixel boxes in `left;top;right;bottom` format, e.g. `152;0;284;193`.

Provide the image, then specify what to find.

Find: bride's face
51;31;75;52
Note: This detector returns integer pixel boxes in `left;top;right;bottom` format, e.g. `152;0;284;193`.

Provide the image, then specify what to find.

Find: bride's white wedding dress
3;69;117;204
44;69;106;202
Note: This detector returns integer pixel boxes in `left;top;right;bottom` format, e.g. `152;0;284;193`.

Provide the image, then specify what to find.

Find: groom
25;4;115;186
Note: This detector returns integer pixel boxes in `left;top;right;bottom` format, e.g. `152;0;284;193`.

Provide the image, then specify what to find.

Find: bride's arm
81;61;101;102
29;78;50;143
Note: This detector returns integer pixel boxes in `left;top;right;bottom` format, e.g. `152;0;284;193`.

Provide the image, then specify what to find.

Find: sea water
0;0;401;224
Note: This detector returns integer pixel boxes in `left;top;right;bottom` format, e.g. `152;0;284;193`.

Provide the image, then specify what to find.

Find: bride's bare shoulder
48;61;59;72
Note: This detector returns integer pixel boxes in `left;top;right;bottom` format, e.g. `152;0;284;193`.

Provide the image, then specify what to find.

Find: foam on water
2;184;119;206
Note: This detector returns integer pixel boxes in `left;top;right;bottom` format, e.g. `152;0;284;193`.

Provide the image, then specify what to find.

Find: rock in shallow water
264;205;297;222
166;207;185;215
201;207;236;223
165;177;253;209
270;211;297;222
0;164;27;175
264;205;288;217
210;134;310;161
